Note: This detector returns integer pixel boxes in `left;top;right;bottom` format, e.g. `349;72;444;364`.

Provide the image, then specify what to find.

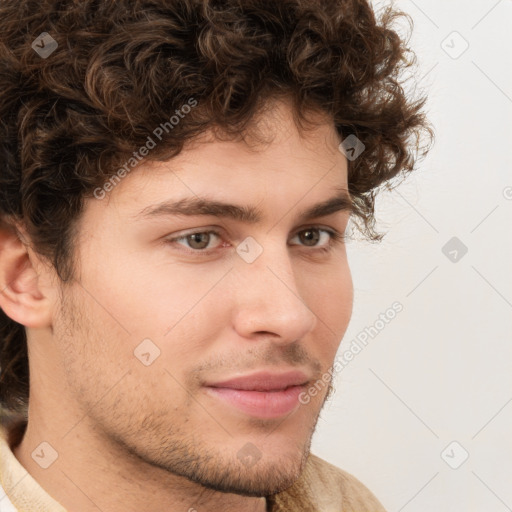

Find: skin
0;99;353;512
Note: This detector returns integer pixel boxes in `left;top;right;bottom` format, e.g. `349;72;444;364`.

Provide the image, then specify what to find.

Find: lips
205;370;311;392
203;370;313;418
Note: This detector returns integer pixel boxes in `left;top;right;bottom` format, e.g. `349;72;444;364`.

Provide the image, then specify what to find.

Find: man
0;0;431;510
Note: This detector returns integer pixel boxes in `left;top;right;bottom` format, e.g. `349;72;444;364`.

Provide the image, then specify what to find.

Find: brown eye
186;232;212;250
166;230;224;253
290;227;340;250
298;228;321;246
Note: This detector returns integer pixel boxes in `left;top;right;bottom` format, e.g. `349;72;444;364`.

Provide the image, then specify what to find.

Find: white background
313;1;512;511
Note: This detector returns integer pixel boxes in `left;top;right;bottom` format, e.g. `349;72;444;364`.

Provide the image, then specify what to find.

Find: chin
196;462;304;497
182;444;309;497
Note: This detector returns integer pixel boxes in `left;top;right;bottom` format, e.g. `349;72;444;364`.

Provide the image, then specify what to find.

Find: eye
164;226;345;255
172;231;223;251
289;227;342;248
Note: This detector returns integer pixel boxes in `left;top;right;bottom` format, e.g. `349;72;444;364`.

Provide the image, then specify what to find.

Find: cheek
89;255;230;338
79;260;231;382
308;256;352;310
55;278;224;418
301;260;353;359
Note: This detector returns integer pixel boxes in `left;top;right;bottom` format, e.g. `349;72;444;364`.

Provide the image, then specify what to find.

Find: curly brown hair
0;0;433;414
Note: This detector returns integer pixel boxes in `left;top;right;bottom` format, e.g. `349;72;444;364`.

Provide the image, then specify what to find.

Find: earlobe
0;223;53;329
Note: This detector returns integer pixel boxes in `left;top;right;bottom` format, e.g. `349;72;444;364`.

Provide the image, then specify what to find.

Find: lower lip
204;385;305;419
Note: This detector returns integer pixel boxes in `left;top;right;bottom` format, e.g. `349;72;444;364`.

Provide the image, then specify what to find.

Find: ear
0;220;54;328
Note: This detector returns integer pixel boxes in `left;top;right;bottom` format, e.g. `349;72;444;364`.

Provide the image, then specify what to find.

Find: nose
231;243;318;343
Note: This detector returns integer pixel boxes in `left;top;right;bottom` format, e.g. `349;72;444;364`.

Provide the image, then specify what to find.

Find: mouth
203;370;311;419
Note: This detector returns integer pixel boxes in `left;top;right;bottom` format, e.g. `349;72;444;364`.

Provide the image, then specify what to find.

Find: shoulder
269;453;387;512
307;454;387;511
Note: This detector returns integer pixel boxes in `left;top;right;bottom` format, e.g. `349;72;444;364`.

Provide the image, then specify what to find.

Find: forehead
87;101;348;224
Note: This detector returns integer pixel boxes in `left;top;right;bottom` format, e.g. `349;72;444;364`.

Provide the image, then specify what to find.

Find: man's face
51;102;353;496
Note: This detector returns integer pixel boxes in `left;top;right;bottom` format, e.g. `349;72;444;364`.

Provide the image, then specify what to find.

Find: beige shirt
0;419;386;511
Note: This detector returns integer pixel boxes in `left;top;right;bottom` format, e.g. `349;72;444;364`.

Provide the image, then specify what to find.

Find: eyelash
164;226;346;255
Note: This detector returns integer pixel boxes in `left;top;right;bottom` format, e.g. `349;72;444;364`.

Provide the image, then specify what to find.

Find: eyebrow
135;187;354;223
